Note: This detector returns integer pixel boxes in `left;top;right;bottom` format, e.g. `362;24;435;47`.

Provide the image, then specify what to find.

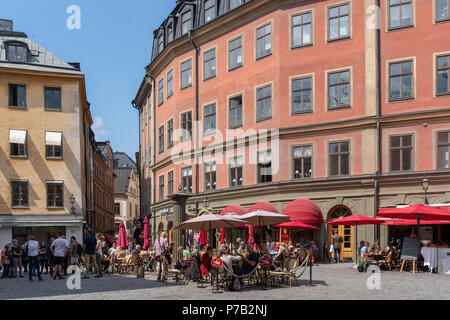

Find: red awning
282;199;323;224
248;202;279;213
220;205;246;216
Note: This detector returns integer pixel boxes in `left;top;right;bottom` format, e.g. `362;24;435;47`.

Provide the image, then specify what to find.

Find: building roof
114;167;134;195
0;19;82;74
113;152;137;170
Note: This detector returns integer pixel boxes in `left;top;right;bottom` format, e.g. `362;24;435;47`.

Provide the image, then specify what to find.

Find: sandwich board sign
400;237;420;261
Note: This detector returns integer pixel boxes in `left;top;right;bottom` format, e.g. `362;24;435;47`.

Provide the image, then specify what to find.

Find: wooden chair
161;256;186;284
378;251;393;271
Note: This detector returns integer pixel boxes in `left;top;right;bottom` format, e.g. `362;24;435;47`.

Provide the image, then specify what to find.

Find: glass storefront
12;226;66;244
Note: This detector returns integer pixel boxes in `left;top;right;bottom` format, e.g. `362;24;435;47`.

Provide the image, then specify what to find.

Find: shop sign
211;258;223;268
260;257;273;267
166;214;174;222
159;208;170;215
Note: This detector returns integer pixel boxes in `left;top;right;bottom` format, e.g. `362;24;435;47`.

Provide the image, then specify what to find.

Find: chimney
0;19;13;32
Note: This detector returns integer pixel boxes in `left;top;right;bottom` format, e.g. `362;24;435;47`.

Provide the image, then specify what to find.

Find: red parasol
117;222;128;250
143;217;150;250
275;221;320;230
198;230;208;247
220;228;226;245
248;226;255;245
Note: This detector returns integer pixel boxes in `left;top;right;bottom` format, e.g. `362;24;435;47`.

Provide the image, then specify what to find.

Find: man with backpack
69;236;83;266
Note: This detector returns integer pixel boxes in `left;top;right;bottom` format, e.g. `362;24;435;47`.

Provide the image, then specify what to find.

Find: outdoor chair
378;251;393;271
162;256;186;285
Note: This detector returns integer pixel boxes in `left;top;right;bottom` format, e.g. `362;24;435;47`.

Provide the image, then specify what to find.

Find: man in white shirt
23;235;44;282
219;248;241;278
51;232;69;280
96;234;104;276
361;242;370;258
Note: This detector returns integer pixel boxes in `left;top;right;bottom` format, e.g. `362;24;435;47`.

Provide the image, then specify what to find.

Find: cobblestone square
1;263;448;300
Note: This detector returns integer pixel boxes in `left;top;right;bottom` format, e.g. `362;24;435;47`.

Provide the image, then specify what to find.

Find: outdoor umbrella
117;222;128;250
220;228;226;245
240;210;290;245
176;213;247;248
327;215;384;263
248;226;255;245
274;221;320;230
377;204;450;239
143;217;150;250
198;230;208;247
380;219;450;226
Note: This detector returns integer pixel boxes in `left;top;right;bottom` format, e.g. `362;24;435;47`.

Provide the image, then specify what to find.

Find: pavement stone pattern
0;263;449;300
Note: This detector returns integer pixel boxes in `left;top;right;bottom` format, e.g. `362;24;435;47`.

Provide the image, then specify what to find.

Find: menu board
400;237;420;261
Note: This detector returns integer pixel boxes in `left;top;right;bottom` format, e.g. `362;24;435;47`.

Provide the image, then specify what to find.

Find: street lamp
203;196;209;209
69;194;76;215
422;176;430;205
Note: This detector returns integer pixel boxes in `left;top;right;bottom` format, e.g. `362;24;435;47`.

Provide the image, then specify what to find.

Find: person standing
50;232;69;280
1;244;10;279
39;241;49;274
23;235;44;282
332;230;344;263
69;236;82;266
154;232;168;281
95;234;104;276
83;232;100;279
11;240;24;278
48;237;55;277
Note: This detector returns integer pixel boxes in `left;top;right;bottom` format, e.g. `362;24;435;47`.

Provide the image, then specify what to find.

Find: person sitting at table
200;247;212;277
132;245;142;256
394;238;402;251
372;240;382;252
232;244;259;288
178;246;192;262
358;241;365;256
219;248;241;277
361;242;376;260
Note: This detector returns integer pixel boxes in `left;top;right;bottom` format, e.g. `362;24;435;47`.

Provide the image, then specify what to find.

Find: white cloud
92;116;107;138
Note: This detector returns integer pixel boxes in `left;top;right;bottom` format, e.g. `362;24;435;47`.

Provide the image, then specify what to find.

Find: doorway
328;206;354;261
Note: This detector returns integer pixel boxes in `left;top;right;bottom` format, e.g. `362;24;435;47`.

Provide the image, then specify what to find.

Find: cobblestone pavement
1;263;449;300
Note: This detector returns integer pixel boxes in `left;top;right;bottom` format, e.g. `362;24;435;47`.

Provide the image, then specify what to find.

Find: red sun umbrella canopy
327;214;384;226
282;199;323;224
274;221;320;230
117;222;129;250
220;205;246;216
248;225;255;245
198;230;208;246
377;204;450;221
381;219;450;226
143;217;150;250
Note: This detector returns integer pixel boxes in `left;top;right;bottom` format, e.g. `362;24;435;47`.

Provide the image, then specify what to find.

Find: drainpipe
131;101;143;228
82;104;90;238
147;74;157;241
188;30;200;195
375;0;382;242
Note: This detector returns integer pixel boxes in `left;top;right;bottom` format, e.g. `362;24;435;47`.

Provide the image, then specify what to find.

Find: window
181;11;192;35
181;167;193;193
9;129;27;157
292;12;312;48
390;135;413;171
204;0;216;22
292;77;312;114
167;23;174;42
47;181;64;208
437;55;450;95
158;34;164;55
8;84;26;108
256;23;272;60
229;95;243;128
168;171;174;196
11;180;28;208
389;0;413;29
256;84;272;121
230;156;243;187
329;141;350;176
6;43;27;62
328;70;350;109
204;103;216;134
44;87;62;110
203;48;216;80
114;203;120;216
389;61;413;101
167;119;174;148
258;151;272;183
204;162;217;191
229;36;243;70
181;111;192;142
158;125;164;153
167;69;174;98
438;132;450;169
45;132;63;159
158;78;164;105
293;146;312;179
180;59;192;89
328;4;350;41
437;0;450;21
229;0;242;10
159;175;165;201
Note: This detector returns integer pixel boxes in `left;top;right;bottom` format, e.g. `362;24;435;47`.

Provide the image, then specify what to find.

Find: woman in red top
200;247;212;277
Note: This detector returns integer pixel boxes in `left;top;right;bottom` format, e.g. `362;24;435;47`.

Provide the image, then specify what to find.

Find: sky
0;0;175;158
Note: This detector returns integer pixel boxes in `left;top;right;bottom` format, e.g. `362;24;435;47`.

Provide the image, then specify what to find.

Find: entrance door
328;206;354;261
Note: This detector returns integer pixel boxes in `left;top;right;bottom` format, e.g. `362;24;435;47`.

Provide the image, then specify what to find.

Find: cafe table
420;247;438;273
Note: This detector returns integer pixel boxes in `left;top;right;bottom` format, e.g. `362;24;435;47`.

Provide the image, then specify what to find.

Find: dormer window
158;34;164;54
6;42;27;62
204;0;216;22
167;23;174;42
181;11;192;35
229;0;242;10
